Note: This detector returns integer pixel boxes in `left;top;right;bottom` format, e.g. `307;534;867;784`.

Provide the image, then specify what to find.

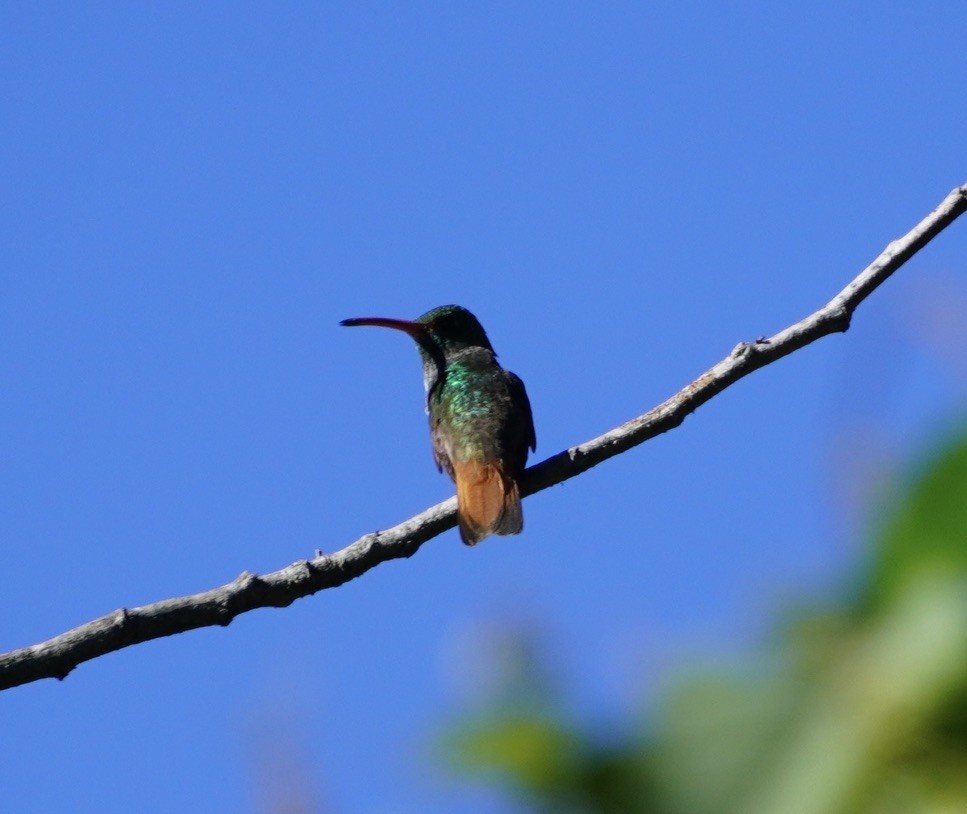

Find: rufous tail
452;458;523;545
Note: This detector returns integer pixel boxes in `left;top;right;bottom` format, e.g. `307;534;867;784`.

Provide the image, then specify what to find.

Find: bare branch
2;183;965;692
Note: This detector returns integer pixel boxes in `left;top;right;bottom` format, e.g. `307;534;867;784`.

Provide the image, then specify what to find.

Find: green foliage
442;425;967;813
444;712;654;813
866;427;967;610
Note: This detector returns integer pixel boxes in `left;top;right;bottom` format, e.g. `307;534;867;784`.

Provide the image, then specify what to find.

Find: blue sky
1;4;965;812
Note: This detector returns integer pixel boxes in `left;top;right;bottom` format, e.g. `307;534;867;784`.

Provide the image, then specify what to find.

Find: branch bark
2;184;965;692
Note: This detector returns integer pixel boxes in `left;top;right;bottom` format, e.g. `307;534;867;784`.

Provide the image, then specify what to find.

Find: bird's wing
507;371;536;453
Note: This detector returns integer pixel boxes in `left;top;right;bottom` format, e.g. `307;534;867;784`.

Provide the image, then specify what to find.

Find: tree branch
2;184;965;692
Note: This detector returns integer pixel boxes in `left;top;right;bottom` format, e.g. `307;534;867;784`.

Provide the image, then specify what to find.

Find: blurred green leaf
440;422;967;814
866;427;967;610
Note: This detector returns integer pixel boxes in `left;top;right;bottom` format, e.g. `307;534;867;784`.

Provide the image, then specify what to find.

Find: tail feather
452;458;523;545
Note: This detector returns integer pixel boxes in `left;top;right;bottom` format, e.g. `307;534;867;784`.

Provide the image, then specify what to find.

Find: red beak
340;317;429;339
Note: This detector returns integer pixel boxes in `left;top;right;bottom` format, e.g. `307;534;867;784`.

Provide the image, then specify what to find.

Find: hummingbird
341;305;536;545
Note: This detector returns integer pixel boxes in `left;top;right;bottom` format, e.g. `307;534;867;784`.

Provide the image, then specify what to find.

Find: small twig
1;183;965;692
